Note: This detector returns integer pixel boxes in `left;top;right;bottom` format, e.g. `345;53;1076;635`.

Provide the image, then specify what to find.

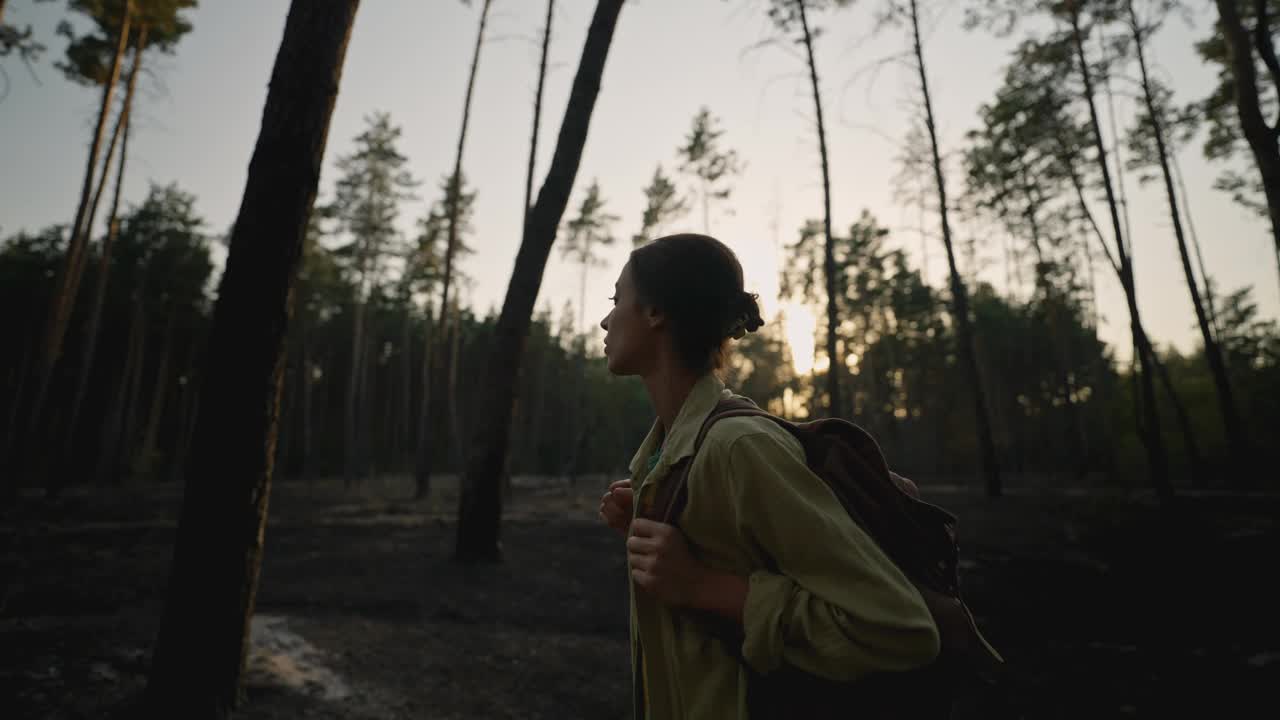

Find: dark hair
629;233;764;374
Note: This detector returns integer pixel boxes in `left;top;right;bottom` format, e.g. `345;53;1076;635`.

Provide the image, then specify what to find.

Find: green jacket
627;374;941;719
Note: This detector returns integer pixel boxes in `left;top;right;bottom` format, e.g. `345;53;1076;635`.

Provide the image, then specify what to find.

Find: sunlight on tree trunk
21;5;133;482
63;26;148;470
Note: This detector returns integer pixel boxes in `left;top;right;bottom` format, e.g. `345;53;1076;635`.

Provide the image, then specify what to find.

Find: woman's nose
600;312;609;331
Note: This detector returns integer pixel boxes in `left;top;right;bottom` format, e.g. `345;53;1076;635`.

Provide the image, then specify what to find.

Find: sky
2;0;1276;376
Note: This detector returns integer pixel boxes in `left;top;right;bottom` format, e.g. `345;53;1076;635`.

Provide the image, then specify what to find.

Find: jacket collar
628;373;729;477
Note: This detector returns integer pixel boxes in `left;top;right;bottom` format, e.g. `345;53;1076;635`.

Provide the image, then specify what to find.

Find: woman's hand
628;519;749;621
599;479;634;536
627;518;712;607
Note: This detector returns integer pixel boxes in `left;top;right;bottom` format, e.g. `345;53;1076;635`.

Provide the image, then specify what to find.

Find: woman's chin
605;353;631;376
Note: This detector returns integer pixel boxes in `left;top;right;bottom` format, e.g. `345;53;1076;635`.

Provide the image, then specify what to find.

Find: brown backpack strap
657;397;772;525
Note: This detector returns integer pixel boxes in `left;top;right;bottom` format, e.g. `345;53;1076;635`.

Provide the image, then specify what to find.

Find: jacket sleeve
719;430;941;682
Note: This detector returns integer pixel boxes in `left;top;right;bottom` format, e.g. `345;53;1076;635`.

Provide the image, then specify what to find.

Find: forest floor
1;472;1277;719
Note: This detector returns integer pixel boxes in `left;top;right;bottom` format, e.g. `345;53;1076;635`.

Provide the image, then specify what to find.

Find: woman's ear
644;304;665;330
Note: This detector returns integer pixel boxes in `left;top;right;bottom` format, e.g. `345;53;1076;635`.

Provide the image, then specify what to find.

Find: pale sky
2;0;1276;375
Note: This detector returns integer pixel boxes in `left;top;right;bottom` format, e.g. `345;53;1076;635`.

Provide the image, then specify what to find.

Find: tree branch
1254;0;1280;131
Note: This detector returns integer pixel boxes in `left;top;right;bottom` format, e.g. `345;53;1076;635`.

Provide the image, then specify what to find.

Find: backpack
643;397;1003;719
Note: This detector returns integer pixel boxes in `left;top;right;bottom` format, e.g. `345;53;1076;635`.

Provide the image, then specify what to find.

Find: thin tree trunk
795;0;841;419
344;297;366;488
117;303;149;485
1141;334;1206;486
448;313;465;473
361;309;376;481
1170;150;1220;340
456;0;624;563
414;308;435;499
1098;31;1135;260
26;6;134;452
145;2;358;715
1068;4;1172;503
910;0;1000;495
136;313;176;480
426;0;493;489
527;330;550;472
1129;0;1247;464
398;307;411;466
95;281;144;486
382;343;395;475
525;0;555;228
511;0;556;499
64;30;146;462
1214;0;1280;293
1014;166;1088;473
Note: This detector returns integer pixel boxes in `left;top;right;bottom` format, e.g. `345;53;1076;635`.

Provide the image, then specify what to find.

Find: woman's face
600;261;658;376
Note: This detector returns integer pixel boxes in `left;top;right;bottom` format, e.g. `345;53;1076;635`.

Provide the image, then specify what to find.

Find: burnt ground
1;473;1277;719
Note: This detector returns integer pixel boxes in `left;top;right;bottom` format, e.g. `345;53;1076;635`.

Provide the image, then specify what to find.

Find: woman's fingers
626;533;656;554
599;480;635;536
610;487;634;509
600;494;632;534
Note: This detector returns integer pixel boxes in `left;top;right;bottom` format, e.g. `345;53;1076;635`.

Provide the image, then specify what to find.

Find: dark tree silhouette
145;1;360;715
456;0;625;563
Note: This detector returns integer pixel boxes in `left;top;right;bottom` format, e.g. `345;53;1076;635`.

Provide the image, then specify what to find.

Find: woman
597;234;941;719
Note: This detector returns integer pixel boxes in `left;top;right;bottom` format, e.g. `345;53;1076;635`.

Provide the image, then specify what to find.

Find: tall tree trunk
117;303;149;485
25;6;134;452
525;0;554;228
1013;167;1088;475
1142;333;1206;486
360;311;376;481
910;0;1000;496
423;0;493;491
145;3;358;715
1129;0;1247;465
448;313;465;473
1067;5;1173;503
796;0;842;419
414;308;435;499
511;0;556;499
1170;150;1220;339
136;312;176;480
456;0;624;563
95;280;144;486
1213;0;1280;292
398;307;411;466
1098;31;1135;260
344;297;366;488
64;29;147;462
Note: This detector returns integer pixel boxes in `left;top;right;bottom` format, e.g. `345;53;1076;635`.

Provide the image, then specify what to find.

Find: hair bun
728;291;764;339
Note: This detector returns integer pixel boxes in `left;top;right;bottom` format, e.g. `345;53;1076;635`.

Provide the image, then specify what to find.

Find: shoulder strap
659;397;774;524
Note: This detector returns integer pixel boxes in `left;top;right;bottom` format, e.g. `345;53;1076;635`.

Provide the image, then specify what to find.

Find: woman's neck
642;363;701;440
